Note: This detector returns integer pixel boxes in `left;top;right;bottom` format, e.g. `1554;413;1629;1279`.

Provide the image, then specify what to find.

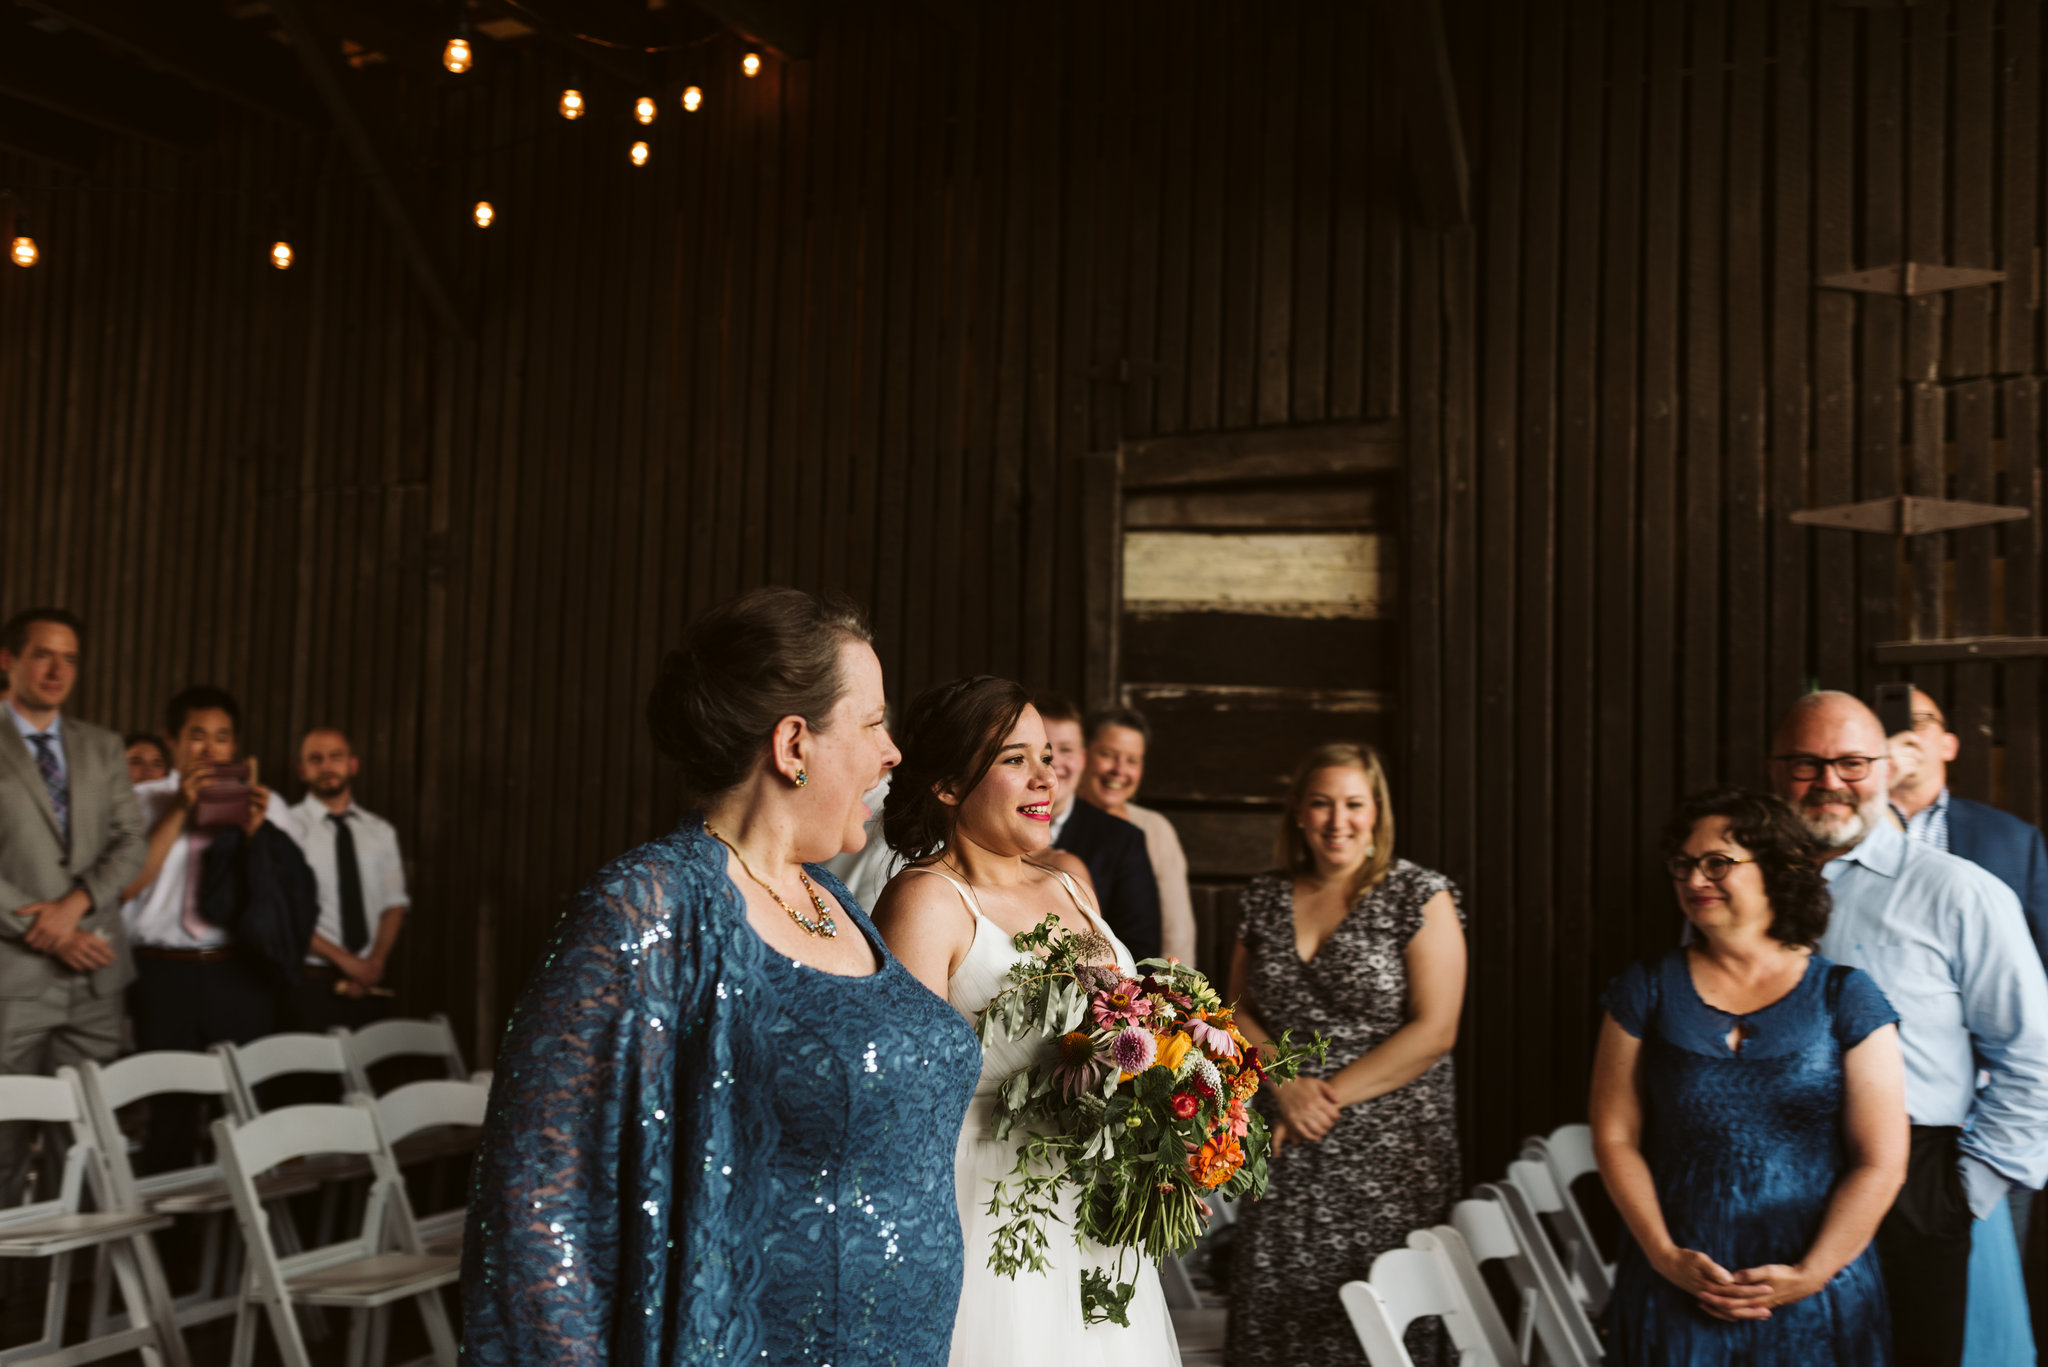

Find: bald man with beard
1772;691;2048;1367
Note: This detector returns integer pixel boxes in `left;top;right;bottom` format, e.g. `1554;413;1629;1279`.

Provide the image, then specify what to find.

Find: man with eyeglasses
1771;690;2048;1367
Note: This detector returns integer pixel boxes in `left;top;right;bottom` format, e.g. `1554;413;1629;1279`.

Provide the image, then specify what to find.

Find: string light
270;241;294;270
559;88;584;119
741;47;761;77
442;34;472;73
629;141;650;167
9;233;35;268
473;200;494;228
681;85;703;112
635;95;656;125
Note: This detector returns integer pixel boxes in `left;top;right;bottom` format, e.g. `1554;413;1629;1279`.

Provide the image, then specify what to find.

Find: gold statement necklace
705;824;839;939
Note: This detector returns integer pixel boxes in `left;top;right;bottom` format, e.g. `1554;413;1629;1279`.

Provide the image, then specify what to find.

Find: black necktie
328;813;369;952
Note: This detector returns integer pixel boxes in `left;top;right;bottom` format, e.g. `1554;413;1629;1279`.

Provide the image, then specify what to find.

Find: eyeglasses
1771;753;1885;781
1665;853;1756;883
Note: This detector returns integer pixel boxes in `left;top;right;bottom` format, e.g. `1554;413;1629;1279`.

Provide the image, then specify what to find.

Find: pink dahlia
1091;979;1152;1030
1110;1026;1157;1074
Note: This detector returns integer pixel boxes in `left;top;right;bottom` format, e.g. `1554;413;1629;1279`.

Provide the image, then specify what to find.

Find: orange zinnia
1188;1133;1244;1189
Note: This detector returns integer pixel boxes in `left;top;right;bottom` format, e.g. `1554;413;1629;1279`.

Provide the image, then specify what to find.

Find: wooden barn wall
0;3;1422;1079
1404;0;2048;1172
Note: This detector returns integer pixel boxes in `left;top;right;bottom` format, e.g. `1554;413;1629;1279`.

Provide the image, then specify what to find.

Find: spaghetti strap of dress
1045;866;1116;942
895;864;987;929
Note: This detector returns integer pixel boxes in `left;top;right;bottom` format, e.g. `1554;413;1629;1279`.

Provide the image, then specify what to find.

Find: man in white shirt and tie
286;727;409;1031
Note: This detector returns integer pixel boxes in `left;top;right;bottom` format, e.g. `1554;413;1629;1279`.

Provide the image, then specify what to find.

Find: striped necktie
27;734;68;842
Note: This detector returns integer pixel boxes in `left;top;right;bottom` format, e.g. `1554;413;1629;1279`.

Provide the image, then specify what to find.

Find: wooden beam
269;0;472;340
0;11;214;148
1873;635;2048;664
687;0;820;59
1377;0;1470;228
0;93;100;172
465;0;655;88
20;0;324;127
1120;420;1405;489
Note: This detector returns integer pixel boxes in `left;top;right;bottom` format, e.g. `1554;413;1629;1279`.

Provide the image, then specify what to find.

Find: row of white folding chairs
76;1015;483;1340
1341;1123;1613;1367
5;1061;488;1367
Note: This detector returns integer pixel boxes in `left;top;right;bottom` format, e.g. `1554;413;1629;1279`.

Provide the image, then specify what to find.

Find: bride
875;676;1183;1367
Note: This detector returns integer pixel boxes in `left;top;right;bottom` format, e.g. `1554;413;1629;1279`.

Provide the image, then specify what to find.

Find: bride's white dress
905;866;1183;1367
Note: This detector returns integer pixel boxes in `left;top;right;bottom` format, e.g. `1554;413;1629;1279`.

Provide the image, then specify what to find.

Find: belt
133;945;235;963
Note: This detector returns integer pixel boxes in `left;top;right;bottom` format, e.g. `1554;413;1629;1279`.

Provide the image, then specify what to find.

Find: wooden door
1092;421;1404;979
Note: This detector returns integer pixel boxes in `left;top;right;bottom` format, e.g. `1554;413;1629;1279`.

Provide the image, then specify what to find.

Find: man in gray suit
0;608;144;1200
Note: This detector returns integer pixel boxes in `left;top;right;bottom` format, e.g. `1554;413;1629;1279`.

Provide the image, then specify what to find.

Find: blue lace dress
1604;950;1899;1366
462;819;984;1367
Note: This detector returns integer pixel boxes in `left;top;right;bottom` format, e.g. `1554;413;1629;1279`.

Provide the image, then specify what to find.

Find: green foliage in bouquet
974;914;1326;1325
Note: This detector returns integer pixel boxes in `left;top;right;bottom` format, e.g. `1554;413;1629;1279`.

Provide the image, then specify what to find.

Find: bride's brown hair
884;675;1032;863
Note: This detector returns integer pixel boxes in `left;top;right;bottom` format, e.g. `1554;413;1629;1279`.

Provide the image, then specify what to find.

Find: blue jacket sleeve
2024;825;2048;973
1107;827;1162;962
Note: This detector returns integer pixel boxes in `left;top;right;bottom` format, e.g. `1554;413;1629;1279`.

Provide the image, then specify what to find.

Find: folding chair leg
367;1305;391;1367
229;1299;259;1367
126;1229;195;1367
37;1249;74;1356
344;1307;369;1367
260;1290;318;1367
105;1240;168;1367
416;1285;460;1367
87;1241;116;1339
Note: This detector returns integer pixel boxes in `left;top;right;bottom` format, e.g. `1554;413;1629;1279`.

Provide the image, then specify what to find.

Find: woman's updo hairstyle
1662;786;1832;948
884;675;1032;863
647;587;874;807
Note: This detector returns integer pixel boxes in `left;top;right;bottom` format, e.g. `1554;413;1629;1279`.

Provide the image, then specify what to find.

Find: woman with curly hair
1592;786;1908;1365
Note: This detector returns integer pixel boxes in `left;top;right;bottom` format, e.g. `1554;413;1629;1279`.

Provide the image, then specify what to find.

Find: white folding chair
77;1052;323;1334
1448;1195;1599;1367
213;1104;458;1367
339;1017;469;1097
1340;1228;1507;1367
0;1068;190;1367
218;1034;358;1121
1505;1155;1610;1317
359;1081;487;1257
1521;1129;1615;1313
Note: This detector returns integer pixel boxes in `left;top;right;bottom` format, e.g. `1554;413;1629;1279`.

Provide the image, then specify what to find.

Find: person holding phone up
120;686;315;1173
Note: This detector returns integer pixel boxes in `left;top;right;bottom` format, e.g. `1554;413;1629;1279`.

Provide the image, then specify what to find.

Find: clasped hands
1652;1245;1830;1320
12;889;113;972
1269;1076;1345;1156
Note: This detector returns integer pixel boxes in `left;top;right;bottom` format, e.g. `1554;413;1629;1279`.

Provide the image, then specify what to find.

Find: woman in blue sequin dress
1591;787;1908;1366
462;589;983;1367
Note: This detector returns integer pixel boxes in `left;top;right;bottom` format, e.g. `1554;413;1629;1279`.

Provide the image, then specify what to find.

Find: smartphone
1874;681;1914;738
192;757;259;830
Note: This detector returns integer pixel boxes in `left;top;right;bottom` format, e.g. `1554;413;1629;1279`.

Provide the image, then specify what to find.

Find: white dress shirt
7;700;65;782
290;796;410;964
122;773;304;949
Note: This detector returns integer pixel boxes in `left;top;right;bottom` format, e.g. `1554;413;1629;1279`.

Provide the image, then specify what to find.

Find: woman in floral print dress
1226;743;1468;1367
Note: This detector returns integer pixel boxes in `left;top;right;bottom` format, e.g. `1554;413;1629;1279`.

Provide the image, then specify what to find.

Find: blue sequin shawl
461;818;965;1365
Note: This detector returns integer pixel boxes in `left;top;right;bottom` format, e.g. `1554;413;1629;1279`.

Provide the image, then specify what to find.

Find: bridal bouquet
976;915;1325;1325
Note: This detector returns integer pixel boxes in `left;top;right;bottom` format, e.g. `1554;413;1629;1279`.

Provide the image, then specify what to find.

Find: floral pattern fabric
1226;861;1464;1367
461;819;983;1367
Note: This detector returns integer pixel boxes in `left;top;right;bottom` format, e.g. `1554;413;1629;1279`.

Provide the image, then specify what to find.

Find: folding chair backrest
1342;1234;1505;1367
367;1080;488;1148
219;1033;354;1120
77;1053;236;1204
1521;1136;1614;1312
0;1069;106;1226
343;1016;468;1094
1451;1196;1600;1367
212;1104;413;1286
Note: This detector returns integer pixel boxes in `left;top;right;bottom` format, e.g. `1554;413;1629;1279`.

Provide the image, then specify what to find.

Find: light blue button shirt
1817;820;2048;1217
7;701;64;783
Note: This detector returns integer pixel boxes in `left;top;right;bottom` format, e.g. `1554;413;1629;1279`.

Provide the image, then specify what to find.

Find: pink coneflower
1091;979;1152;1030
1188;1017;1241;1062
1053;1031;1105;1100
1110;1027;1157;1074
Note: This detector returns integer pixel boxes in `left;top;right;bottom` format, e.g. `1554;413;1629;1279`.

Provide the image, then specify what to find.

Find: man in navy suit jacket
1890;686;2048;1253
1035;693;1162;962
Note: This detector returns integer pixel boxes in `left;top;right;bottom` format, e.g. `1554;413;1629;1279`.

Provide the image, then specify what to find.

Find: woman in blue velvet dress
1590;787;1908;1365
462;589;983;1367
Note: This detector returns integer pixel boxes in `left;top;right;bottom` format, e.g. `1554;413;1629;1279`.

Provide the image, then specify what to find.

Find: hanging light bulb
635;95;656;125
681;85;703;112
270;240;294;270
9;233;36;268
559;88;585;119
629;140;650;167
473;200;495;228
442;34;472;73
741;47;761;77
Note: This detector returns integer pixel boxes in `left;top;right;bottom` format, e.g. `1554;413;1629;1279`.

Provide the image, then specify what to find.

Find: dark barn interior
4;0;2048;1235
